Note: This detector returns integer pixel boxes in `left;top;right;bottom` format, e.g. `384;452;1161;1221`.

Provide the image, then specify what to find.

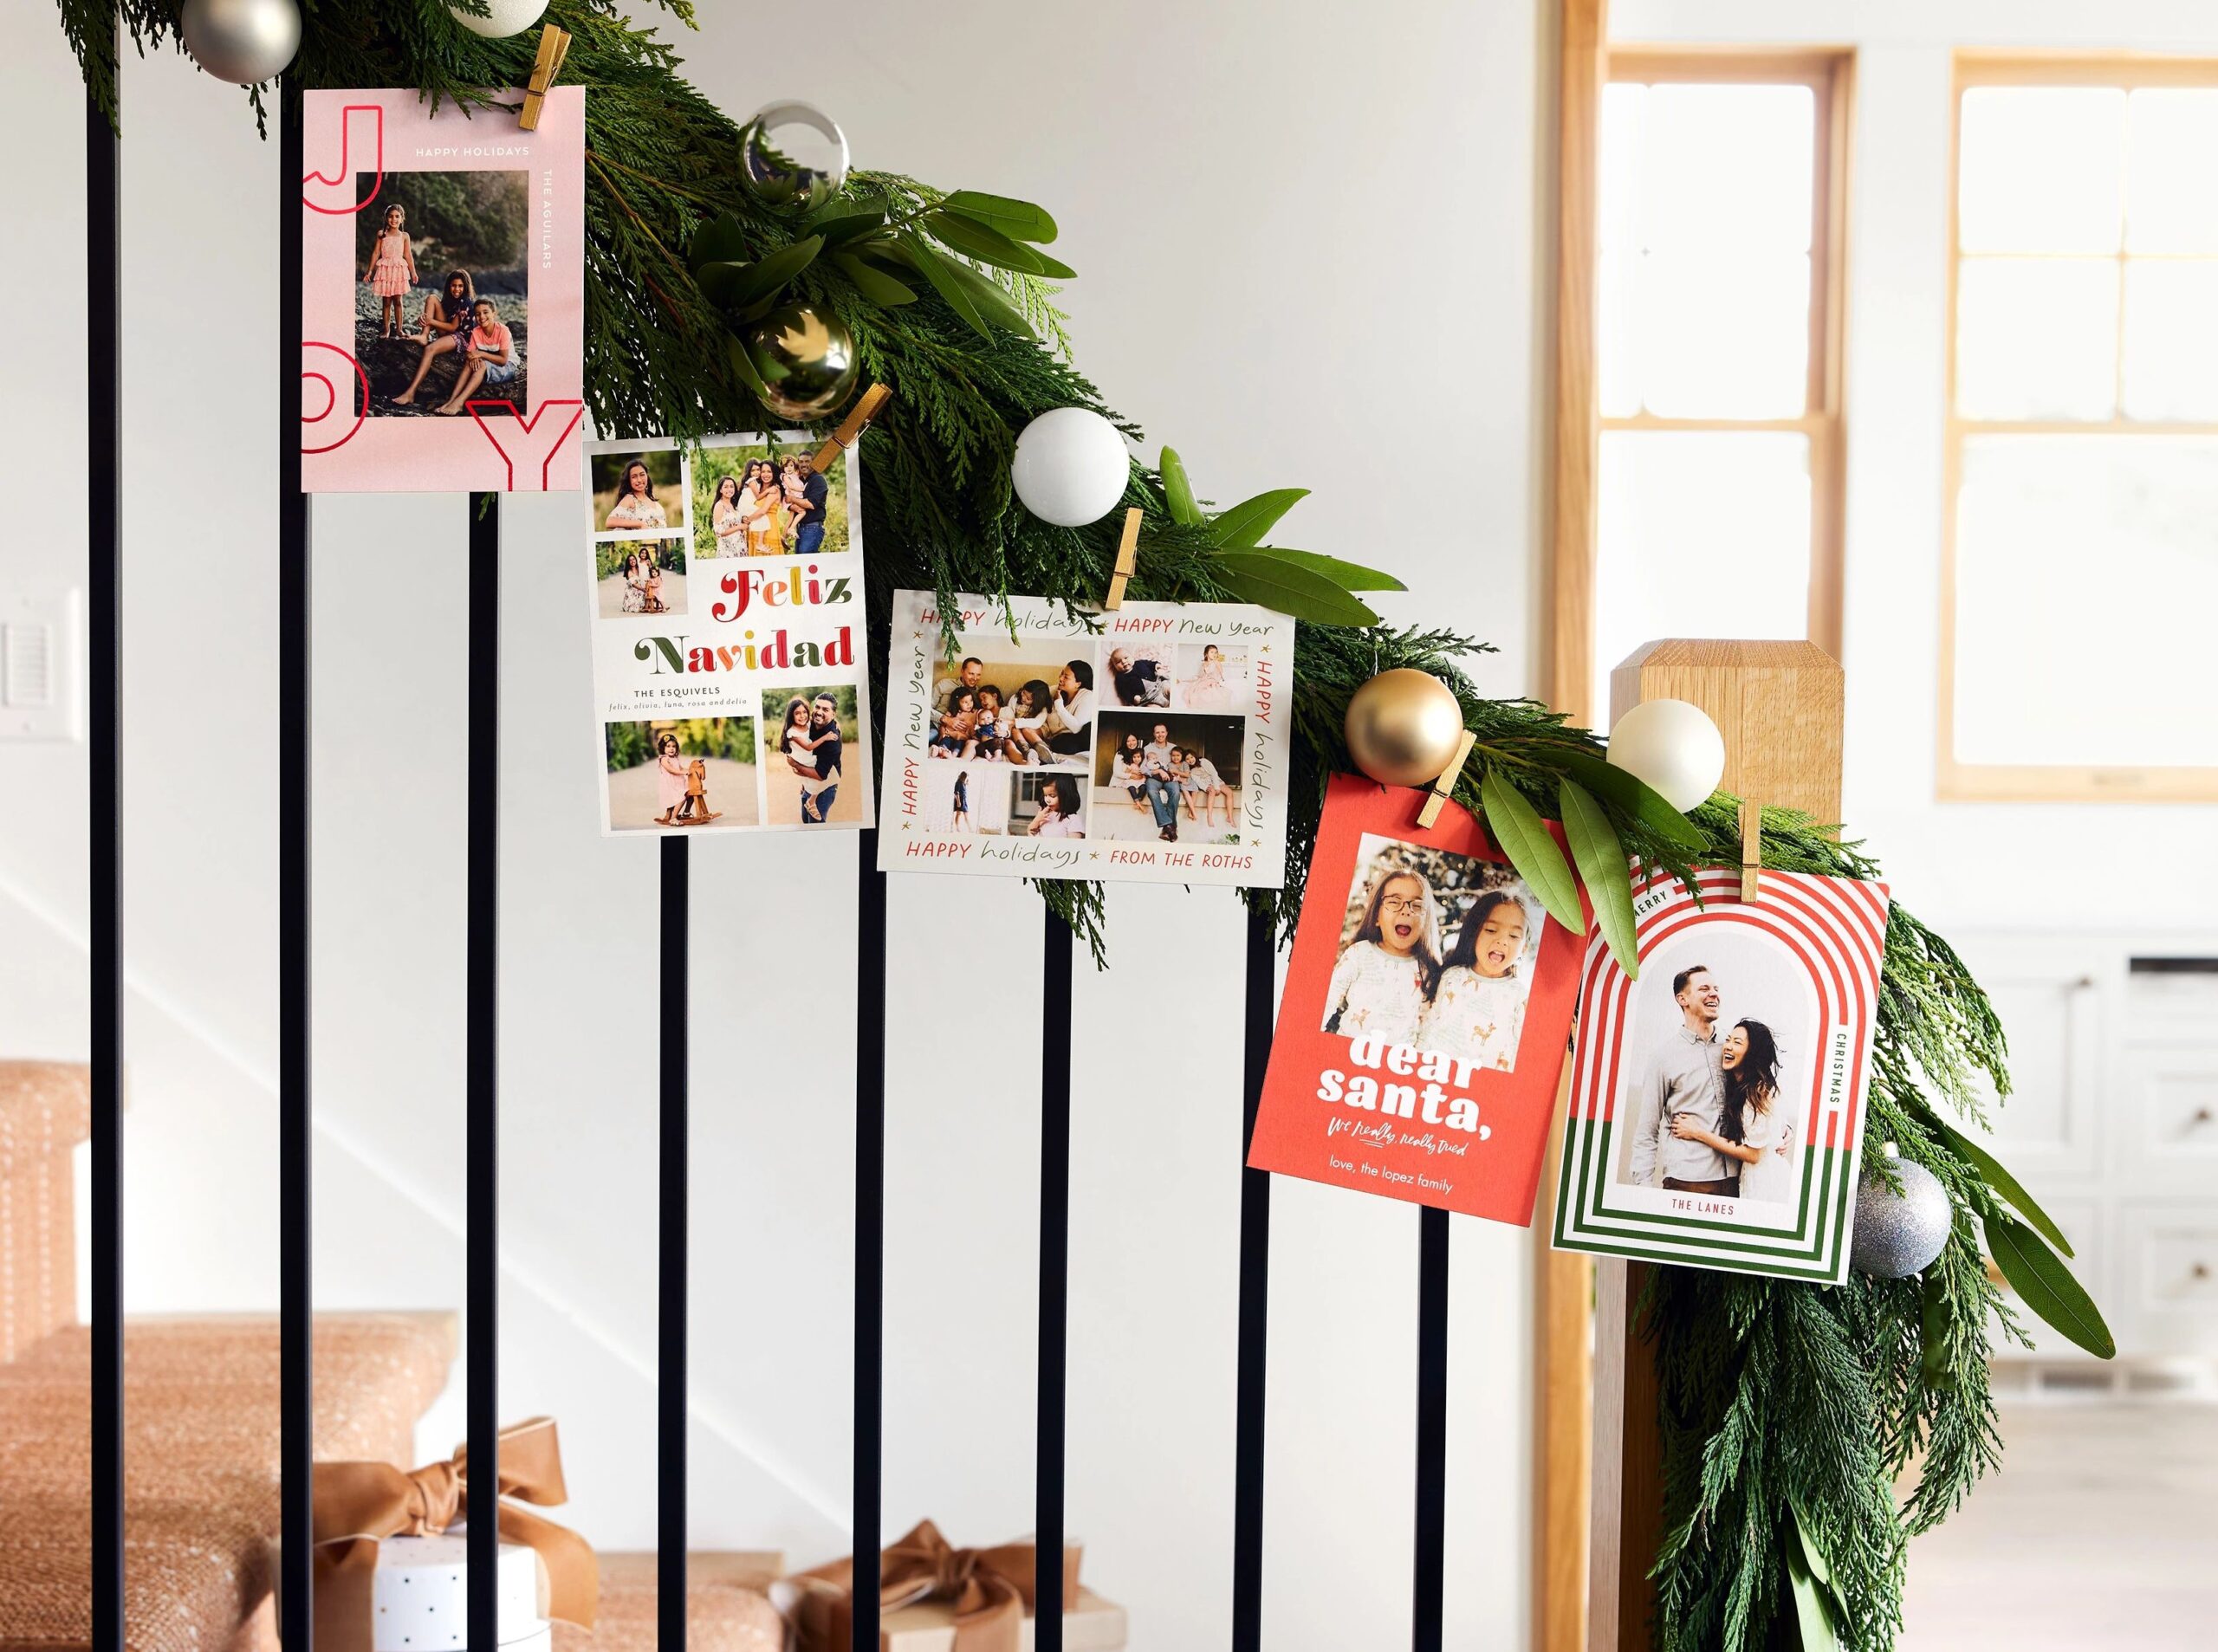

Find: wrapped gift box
372;1532;545;1650
878;1585;1126;1651
776;1524;1125;1652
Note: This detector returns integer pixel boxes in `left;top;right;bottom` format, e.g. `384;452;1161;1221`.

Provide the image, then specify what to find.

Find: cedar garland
60;5;2105;1648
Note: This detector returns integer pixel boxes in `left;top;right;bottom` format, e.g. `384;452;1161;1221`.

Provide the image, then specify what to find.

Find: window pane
2127;89;2218;253
1598;248;1641;418
1955;258;2118;420
1960;87;2126;254
1955;436;2218;766
1639;85;1813;252
2124;260;2218;420
1595;431;1811;715
1599;82;1646;256
1638;250;1810;417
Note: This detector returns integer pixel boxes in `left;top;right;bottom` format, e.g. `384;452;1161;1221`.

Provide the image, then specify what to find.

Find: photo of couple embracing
1320;836;1547;1074
1618;950;1801;1206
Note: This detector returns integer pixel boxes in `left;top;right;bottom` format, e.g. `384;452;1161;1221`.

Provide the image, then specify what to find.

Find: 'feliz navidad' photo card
300;87;587;492
1245;774;1589;1223
876;590;1294;887
582;432;872;837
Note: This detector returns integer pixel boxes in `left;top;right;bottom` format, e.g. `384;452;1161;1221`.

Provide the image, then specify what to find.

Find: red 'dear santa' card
1246;773;1588;1224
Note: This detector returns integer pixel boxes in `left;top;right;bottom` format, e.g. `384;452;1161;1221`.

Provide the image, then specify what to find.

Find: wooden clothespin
1738;799;1763;900
1102;508;1142;610
1417;729;1478;828
809;382;893;471
519;25;572;132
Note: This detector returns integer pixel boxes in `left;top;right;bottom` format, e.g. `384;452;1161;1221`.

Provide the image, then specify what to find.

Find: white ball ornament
446;0;550;37
1606;698;1727;813
179;0;302;85
1010;408;1131;528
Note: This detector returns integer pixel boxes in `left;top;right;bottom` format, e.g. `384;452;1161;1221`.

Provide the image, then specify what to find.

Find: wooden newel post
1586;639;1844;1652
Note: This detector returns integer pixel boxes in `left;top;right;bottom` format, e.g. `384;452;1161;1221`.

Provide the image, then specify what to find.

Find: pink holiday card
298;88;587;492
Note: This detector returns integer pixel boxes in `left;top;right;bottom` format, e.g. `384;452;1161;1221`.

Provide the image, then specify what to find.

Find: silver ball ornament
1849;1145;1953;1279
179;0;302;86
1343;670;1467;788
740;301;859;421
738;102;851;212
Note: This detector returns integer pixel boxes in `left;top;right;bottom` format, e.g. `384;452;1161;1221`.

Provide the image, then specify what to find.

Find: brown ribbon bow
308;1416;599;1652
789;1519;1079;1652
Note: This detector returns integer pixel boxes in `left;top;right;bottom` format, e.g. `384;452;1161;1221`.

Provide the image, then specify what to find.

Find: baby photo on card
300;89;587;492
876;590;1294;886
1245;774;1586;1224
583;433;871;837
1552;866;1891;1284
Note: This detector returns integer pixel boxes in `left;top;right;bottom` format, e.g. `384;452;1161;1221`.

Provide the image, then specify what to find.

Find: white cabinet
2119;1042;2218;1187
1945;934;2218;1362
1946;936;2106;1182
2117;1202;2218;1356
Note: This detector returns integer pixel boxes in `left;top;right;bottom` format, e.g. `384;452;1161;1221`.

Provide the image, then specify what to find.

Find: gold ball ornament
1343;670;1467;787
739;301;859;421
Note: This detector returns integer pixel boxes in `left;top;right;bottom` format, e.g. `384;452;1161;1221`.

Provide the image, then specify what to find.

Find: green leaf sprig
1151;450;1405;625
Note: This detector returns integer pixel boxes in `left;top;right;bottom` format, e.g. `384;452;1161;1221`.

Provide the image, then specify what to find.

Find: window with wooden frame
1943;56;2218;800
1581;50;1852;722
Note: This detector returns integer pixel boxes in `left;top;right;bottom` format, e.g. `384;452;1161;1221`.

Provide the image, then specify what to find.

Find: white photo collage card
584;434;872;836
876;589;1294;887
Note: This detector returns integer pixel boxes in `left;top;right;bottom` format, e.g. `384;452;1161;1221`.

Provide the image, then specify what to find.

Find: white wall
1611;0;2218;939
0;3;1550;1648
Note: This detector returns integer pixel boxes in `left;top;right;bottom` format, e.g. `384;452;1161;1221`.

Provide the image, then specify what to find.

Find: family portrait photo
1321;834;1546;1074
1090;712;1244;845
929;639;1096;769
1610;926;1814;1208
759;685;860;826
691;442;851;559
1010;770;1087;839
1174;642;1246;712
351;170;529;418
917;761;1013;834
593;450;687;537
593;539;687;618
603;717;759;832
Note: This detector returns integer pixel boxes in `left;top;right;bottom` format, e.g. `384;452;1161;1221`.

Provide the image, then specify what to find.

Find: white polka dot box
370;1533;548;1652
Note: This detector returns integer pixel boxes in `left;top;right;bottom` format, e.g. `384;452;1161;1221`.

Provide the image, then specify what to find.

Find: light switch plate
1;586;82;742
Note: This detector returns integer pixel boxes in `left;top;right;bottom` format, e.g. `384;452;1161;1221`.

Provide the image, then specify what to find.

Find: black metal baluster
1037;909;1073;1652
277;78;316;1652
852;840;886;1649
465;495;502;1650
1411;1207;1449;1652
658;837;689;1650
1230;905;1276;1652
87;62;124;1652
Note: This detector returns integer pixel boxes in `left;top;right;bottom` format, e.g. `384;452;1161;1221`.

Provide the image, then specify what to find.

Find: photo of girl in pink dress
361;204;416;340
602;720;759;832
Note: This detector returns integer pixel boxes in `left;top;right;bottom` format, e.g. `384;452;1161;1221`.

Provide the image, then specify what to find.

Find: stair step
0;1062;90;1362
556;1553;785;1652
0;1313;454;1652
